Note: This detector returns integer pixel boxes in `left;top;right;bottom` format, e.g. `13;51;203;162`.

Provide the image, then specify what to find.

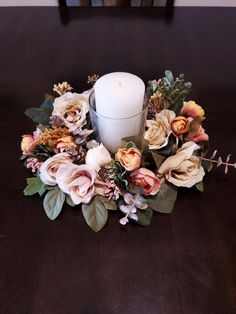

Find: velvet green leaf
66;195;76;207
24;95;54;125
25;107;52;125
97;196;118;211
23;176;46;196
150;151;165;169
137;207;153;226
126;141;137;149
121;136;148;150
195;181;204;192
147;182;177;214
82;196;108;232
43;188;65;220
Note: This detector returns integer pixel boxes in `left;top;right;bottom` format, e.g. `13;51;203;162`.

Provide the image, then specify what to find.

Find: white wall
0;0;236;6
0;0;58;5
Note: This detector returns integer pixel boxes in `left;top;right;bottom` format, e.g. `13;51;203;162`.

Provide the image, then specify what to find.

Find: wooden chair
59;0;175;7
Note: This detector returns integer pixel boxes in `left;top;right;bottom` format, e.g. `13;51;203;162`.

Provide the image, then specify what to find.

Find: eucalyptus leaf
147;182;177;214
82;196;109;232
164;70;174;85
23;176;46;196
195;181;204;192
43;188;65;220
137;207;153;226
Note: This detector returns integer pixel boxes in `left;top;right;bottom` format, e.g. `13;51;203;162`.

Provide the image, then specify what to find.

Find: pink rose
181;101;205;119
116;147;141;171
39;153;73;185
185;125;209;143
56;164;96;205
129;168;161;196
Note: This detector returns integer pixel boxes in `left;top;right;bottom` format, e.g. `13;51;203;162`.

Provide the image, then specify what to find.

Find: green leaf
43;188;65;220
126;141;137;149
195;181;204;192
82;195;109;232
147;182;177;214
25;107;52;125
23;176;46;196
97;195;118;211
66;195;76;207
137;207;153;226
24;95;54;125
156;137;174;157
150;151;165;169
121;136;148;150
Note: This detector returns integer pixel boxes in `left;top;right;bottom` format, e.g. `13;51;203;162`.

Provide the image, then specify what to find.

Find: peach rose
21;135;35;155
181;101;205;119
39;153;73;186
171;116;190;136
55;136;77;153
144;109;176;150
52;92;89;134
185;124;209;143
158;142;205;188
21;128;42;155
129;168;161;196
56;164;96;205
116;147;141;171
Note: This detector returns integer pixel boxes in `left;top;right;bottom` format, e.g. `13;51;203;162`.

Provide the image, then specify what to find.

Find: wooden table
0;6;235;314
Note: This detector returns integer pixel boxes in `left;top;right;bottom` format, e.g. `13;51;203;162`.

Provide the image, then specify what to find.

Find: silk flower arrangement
20;71;235;231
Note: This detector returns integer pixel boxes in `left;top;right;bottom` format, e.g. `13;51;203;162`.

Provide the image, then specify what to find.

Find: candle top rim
94;72;145;100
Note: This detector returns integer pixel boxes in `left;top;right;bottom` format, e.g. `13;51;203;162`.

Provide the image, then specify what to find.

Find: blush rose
129;168;161;196
56;164;96;205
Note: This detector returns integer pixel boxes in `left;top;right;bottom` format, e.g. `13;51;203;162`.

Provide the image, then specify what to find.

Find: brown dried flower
35;127;70;148
87;74;99;85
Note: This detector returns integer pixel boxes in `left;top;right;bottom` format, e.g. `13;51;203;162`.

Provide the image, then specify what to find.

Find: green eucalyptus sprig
147;70;192;114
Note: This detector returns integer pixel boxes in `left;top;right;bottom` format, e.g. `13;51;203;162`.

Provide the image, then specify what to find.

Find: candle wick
118;81;122;87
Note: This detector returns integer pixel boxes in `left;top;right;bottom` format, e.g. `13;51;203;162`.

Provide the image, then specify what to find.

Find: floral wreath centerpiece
20;71;235;231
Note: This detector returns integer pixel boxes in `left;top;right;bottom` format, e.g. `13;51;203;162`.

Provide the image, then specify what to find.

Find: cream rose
158;142;205;188
144;109;176;150
39;153;73;186
85;143;111;172
56;164;96;205
52;92;89;133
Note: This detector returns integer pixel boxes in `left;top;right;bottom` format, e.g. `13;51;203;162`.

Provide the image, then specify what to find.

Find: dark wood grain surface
0;6;235;314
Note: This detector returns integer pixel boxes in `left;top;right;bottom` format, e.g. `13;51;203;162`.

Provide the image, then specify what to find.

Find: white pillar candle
94;72;145;152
